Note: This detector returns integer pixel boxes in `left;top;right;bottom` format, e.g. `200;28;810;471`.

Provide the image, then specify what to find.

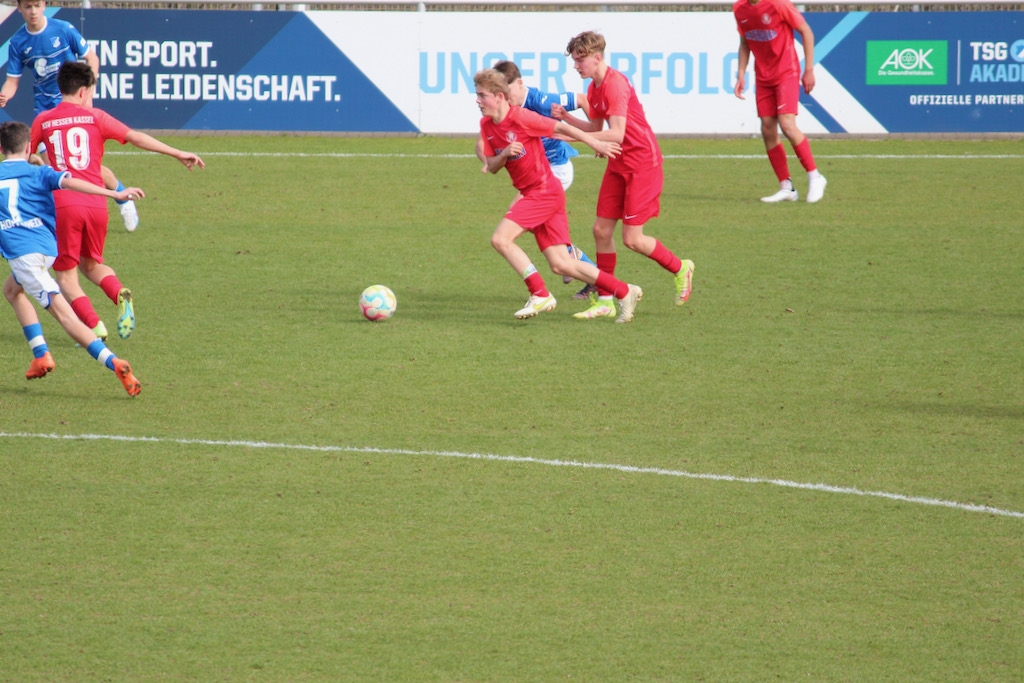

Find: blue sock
86;339;117;370
114;181;128;205
23;323;48;357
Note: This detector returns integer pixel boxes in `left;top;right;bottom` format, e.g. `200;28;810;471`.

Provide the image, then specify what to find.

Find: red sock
793;137;817;172
595;271;629;299
99;274;123;304
70;296;100;328
649;240;682;274
524;272;549;298
767;143;790;183
595;252;617;296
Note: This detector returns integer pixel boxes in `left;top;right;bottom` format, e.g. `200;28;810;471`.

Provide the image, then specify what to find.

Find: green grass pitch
1;134;1022;680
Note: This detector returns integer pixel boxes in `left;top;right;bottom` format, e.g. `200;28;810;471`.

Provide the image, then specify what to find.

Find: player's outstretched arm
553;120;620;159
61;175;145;202
125;130;206;170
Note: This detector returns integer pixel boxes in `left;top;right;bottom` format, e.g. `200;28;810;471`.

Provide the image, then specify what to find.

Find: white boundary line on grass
3;431;1021;519
104;151;1024;160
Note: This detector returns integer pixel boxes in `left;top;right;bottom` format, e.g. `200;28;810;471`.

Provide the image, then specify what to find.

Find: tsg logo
967;39;1024;82
866;40;948;85
970;40;1024;62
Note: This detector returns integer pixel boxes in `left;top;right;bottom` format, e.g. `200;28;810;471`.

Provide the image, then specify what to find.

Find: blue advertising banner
805;11;1024;133
0;8;1019;134
0;8;416;132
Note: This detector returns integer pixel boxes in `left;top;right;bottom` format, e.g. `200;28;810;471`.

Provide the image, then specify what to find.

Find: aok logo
866;41;948;85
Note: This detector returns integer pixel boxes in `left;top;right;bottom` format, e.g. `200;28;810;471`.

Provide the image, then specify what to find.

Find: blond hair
474;69;510;98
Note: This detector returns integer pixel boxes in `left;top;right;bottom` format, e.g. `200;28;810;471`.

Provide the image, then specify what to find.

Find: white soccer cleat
120;200;139;232
514;294;556;319
615;285;643;324
807;174;828;204
761;187;799;203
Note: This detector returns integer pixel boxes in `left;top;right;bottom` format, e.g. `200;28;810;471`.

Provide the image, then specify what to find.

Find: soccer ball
359;285;397;321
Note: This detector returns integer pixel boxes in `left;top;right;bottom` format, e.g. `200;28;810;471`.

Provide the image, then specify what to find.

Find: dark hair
0;121;30;154
57;60;95;95
493;60;522;84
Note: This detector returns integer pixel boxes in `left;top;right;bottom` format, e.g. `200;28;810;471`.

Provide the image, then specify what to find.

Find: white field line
2;431;1021;519
104;151;1024;160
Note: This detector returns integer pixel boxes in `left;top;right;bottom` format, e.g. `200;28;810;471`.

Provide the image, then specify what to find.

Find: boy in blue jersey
0;121;142;396
0;0;140;232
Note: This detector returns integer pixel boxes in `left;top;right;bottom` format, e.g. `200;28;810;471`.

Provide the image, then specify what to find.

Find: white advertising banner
311;11;791;135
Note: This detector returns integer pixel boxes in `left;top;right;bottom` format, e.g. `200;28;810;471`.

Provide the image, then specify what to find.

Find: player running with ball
475;68;643;324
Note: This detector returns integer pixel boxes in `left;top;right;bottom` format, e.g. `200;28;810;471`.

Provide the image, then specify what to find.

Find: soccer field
1;135;1022;680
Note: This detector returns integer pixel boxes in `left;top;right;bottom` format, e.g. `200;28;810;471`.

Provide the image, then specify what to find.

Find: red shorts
54;204;109;272
596;164;662;226
755;74;801;118
506;189;570;252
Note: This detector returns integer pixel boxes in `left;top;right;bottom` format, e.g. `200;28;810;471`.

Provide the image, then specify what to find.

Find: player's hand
802;68;816;95
179;153;205;170
550;103;566;120
0;93;7;108
504;141;524;158
734;76;746;100
116;187;146;202
595;141;621;159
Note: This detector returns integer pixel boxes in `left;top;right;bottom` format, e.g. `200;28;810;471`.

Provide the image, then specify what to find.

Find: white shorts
8;253;60;308
551;161;574;191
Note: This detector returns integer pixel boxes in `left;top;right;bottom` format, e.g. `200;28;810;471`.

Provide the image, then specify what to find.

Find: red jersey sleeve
778;0;806;29
94;108;131;145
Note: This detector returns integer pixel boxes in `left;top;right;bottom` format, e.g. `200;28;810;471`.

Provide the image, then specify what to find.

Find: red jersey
479;105;559;196
734;0;805;86
587;67;661;174
31;101;131;210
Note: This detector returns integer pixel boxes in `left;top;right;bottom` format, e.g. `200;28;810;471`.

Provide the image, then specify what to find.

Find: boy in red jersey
31;61;204;340
733;0;827;203
553;31;695;320
474;68;643;323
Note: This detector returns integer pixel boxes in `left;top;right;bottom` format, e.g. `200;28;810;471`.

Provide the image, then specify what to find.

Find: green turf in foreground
0;136;1021;680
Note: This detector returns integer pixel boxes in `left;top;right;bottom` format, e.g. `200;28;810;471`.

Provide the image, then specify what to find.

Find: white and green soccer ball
359;285;397;321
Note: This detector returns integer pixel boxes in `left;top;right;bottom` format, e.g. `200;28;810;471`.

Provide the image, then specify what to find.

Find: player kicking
31;62;205;341
0;121;141;396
